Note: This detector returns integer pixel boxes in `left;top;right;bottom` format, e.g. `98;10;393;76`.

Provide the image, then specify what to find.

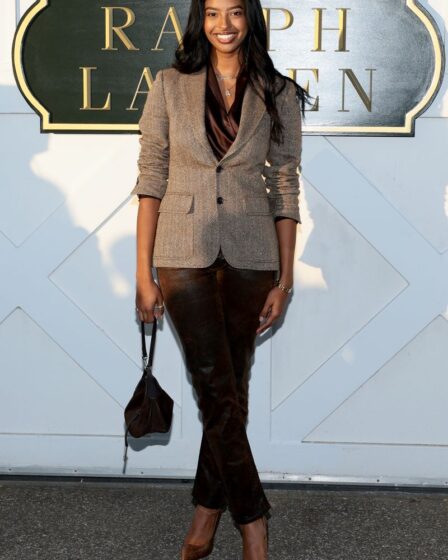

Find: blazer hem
152;256;280;271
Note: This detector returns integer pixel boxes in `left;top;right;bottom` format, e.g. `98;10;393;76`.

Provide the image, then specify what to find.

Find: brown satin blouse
204;59;248;161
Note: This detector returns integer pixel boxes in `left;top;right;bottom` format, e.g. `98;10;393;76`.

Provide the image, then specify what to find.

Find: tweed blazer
130;64;302;271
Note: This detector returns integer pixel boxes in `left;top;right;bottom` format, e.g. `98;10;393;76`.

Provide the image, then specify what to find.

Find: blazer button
217;196;223;204
216;165;223;173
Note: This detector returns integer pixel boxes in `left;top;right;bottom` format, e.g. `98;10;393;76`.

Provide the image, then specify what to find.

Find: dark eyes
206;10;244;17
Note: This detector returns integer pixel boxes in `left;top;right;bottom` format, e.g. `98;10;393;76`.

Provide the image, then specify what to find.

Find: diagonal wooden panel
329;118;448;253
270;135;445;447
0;308;122;434
0;116;62;246
49;202;183;407
271;179;407;409
304;315;448;445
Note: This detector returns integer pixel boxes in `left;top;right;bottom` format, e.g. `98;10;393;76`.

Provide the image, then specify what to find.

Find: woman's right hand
135;278;165;323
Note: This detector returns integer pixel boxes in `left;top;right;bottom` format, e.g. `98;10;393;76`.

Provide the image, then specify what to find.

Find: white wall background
1;0;447;485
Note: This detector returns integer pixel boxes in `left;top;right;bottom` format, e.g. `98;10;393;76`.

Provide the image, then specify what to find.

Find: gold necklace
214;69;240;96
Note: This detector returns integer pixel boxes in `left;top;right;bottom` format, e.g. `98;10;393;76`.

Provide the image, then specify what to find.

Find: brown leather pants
156;248;277;525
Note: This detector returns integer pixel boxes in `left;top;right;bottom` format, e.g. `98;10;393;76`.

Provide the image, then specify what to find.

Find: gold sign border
12;0;445;134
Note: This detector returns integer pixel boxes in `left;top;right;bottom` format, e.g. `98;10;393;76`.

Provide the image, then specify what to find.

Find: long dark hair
171;0;313;145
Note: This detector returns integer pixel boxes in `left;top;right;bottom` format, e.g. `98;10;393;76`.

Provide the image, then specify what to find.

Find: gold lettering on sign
313;8;350;52
102;7;139;51
340;69;376;112
262;8;293;52
151;7;183;51
127;67;156;111
79;67;111;111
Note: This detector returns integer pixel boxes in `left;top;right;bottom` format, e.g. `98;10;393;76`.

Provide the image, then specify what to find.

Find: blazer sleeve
129;69;169;200
263;81;302;224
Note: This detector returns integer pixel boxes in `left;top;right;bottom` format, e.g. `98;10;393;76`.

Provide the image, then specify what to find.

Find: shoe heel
181;508;222;560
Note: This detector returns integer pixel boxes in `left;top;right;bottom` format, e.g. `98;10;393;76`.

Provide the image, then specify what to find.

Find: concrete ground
0;477;447;560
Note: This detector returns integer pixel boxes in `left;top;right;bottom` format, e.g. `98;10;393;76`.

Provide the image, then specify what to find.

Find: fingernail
259;316;265;322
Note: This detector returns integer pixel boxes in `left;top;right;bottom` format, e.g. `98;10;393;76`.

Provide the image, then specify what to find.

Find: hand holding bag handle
123;318;173;473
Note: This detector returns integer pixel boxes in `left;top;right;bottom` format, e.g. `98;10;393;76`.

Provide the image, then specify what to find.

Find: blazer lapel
185;65;267;165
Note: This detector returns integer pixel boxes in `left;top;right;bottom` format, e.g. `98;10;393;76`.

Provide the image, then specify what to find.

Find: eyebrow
204;4;244;10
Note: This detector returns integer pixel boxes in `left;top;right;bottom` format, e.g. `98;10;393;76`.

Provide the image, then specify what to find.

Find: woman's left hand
256;286;291;335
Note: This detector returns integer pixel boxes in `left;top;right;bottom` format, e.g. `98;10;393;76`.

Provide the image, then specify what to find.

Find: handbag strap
123;318;159;472
140;318;157;368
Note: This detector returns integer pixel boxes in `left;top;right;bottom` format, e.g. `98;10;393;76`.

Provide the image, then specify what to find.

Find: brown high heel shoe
181;504;223;560
238;515;269;560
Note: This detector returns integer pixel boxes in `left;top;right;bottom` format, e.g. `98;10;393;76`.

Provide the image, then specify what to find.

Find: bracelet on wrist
275;280;293;294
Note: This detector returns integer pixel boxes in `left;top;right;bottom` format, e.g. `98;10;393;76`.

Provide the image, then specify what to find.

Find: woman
131;0;310;557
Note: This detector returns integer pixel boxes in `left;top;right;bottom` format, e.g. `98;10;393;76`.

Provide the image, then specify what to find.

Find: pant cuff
231;502;272;525
191;493;228;512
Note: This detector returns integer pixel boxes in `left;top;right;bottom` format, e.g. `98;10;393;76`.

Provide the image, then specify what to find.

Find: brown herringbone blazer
130;65;302;271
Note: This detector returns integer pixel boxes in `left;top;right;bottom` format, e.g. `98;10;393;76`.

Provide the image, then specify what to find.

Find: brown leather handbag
123;318;173;472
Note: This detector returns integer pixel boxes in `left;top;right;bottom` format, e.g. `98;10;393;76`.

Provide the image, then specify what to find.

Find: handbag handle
140;318;157;369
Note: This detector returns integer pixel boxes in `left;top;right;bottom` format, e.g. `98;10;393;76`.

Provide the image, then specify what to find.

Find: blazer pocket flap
243;195;271;215
158;193;194;213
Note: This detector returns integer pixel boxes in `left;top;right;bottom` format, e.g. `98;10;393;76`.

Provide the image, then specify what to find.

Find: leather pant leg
156;250;277;524
191;252;276;514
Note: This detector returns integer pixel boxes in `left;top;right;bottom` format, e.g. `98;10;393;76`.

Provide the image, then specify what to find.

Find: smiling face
203;0;248;56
